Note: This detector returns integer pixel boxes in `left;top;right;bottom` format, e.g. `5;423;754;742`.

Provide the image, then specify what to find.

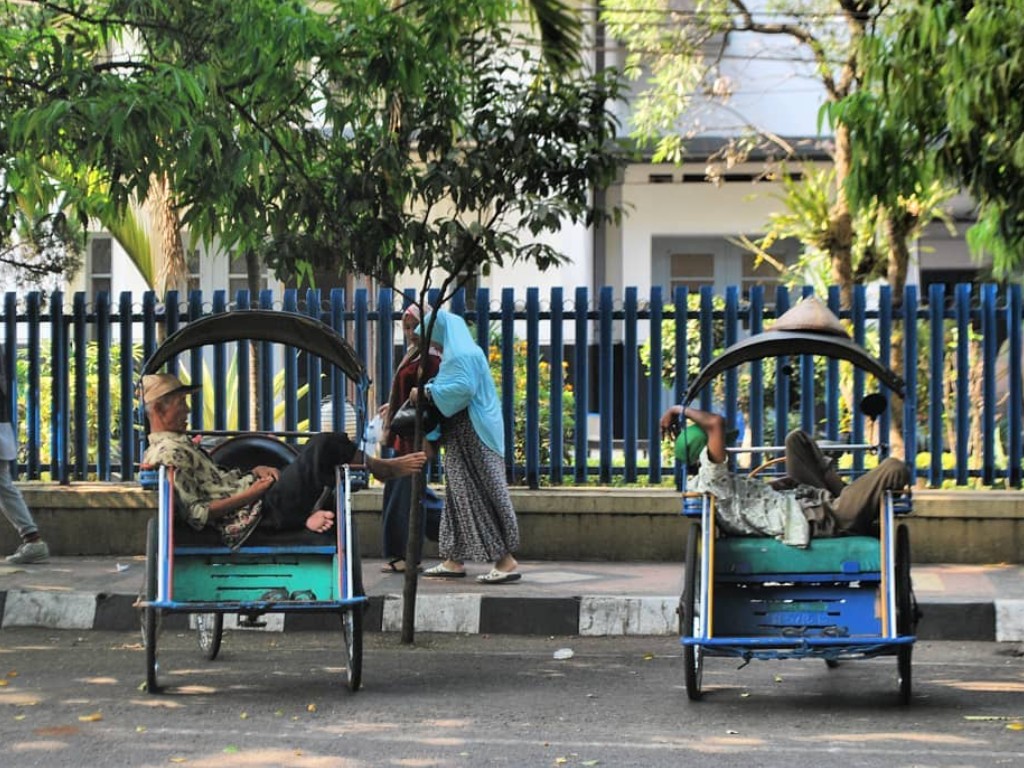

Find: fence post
574;286;589;484
928;283;946;487
212;291;228;433
235;289;251;432
623;286;638;484
4;294;20;479
550;287;565;485
981;283;997;485
902;285;919;483
501;288;516;480
724;286;739;448
283;290;300;438
307;288;323;433
851;285;866;476
1007;283;1022;488
118;291;135;481
647;286;663;484
50;291;68;484
673;286;689;489
526;287;540;488
95;291;111;480
877;285;893;453
598;286;614;484
72;293;88;479
748;286;764;469
954;283;971;486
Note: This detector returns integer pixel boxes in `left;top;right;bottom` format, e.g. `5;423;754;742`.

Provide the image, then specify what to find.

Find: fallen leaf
1008;722;1024;731
726;729;739;735
6;671;17;678
14;715;26;721
274;709;284;717
642;652;654;661
223;745;239;753
78;712;103;723
169;759;187;764
0;680;8;687
773;675;783;683
582;761;601;766
136;726;147;733
739;692;750;698
306;703;317;713
555;759;568;766
239;712;248;720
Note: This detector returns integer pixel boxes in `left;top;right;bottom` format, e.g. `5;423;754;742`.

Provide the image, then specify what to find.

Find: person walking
414;309;521;584
1;346;49;564
378;303;442;573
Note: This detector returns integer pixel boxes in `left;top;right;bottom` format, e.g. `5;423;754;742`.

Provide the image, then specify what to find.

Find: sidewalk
1;557;1023;641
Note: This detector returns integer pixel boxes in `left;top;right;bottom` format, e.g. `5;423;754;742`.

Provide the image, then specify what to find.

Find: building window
88;236;112;298
741;252;781;304
669;252;714;294
229;251;266;300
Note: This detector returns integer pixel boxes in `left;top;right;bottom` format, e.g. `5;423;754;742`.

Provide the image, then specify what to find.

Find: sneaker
6;540;50;564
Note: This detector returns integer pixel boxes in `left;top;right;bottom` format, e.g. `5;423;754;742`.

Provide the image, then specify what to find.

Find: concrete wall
3;483;1021;565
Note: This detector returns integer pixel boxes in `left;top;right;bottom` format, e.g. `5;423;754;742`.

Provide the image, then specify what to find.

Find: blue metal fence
3;283;1022;489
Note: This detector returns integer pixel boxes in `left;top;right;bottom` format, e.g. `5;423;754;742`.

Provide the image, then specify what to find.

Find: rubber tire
342;516;364;692
682;521;703;701
895;523;914;705
143;517;162;694
195;613;224;661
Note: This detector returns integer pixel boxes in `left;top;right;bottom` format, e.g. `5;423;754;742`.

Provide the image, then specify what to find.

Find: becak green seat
714;535;881;576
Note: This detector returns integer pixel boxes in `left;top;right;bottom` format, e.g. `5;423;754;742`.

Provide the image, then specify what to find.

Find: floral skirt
439;410;519;562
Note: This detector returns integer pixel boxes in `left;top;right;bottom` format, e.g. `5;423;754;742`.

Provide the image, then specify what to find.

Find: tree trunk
883;208;912;461
829;123;856;310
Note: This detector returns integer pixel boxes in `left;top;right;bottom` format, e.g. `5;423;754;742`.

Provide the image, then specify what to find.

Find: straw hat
770;296;848;337
140;373;199;403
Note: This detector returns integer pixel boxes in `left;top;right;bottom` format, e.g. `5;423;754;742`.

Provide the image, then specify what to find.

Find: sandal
381;559;407;574
477;568;522;584
423;562;466;579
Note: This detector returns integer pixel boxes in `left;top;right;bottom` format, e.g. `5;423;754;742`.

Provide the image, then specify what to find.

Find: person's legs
261;433;358;530
0;462;48;563
381;473;414;563
832;457;911;535
784;430;845;497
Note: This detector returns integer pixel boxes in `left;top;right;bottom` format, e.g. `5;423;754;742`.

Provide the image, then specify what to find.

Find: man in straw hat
141;373;426;550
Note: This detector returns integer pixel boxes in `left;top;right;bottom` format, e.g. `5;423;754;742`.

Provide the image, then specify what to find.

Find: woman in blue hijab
413;309;521;583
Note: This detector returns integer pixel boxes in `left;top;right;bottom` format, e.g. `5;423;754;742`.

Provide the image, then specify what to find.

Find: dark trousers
260;433;358;530
381;473;428;561
784;430;911;535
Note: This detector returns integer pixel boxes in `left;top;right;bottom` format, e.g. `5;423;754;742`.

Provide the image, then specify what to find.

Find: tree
848;1;1024;280
601;0;945;308
2;0;626;643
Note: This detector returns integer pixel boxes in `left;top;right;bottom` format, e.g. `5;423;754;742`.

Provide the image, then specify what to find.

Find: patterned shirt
144;431;257;529
693;447;813;547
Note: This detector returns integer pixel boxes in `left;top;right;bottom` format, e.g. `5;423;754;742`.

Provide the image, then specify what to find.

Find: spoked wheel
341;517;364;692
342;606;364;692
895;523;915;704
195;613;224;660
681;521;704;701
142;518;162;694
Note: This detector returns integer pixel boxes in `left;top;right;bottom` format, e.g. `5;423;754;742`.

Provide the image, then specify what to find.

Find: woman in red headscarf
378;303;442;573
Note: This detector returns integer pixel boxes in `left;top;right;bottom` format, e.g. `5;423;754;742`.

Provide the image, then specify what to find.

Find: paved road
2;629;1023;767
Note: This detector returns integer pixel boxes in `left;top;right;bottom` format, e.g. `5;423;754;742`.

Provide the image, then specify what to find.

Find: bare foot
305;509;335;533
368;451;427;480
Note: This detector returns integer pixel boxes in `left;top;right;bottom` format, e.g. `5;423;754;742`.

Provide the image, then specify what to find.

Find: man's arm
680;407;727;464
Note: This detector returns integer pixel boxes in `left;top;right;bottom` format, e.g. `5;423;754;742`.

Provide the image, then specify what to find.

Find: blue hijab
421;310;505;455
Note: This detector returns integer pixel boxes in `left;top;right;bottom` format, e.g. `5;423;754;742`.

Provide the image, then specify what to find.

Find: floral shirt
144;431;257;530
693;447;814;548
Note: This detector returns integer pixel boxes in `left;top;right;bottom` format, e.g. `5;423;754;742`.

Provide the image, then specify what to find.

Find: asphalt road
1;628;1023;767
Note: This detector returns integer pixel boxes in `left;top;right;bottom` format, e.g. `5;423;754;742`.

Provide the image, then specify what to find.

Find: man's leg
832;457;911;535
784;430;845;497
261;433;358;530
0;462;49;562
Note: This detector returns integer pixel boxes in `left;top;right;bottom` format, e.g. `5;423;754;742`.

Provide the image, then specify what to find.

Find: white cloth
693;447;811;548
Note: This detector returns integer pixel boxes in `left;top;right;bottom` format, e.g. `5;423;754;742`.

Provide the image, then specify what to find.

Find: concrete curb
0;588;1016;642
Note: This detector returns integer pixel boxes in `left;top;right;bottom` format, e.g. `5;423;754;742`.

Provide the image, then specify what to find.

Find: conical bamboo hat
770;295;848;338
